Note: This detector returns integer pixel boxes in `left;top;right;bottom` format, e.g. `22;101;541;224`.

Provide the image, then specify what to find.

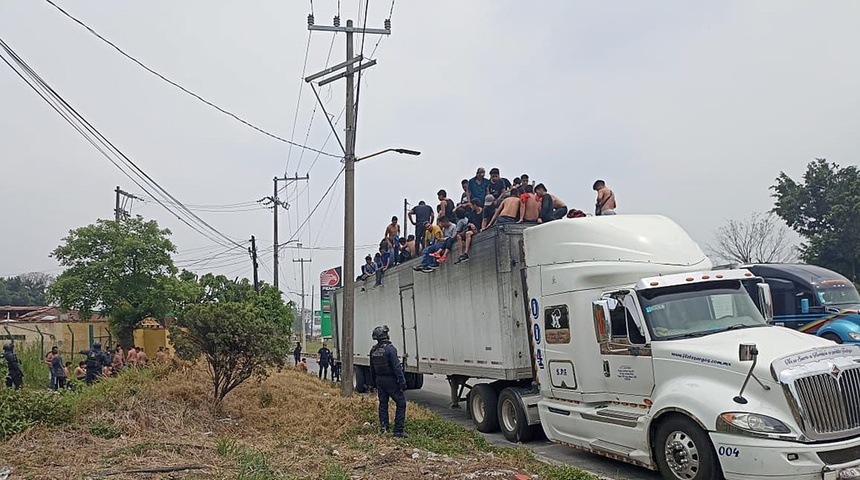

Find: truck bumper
710;432;860;480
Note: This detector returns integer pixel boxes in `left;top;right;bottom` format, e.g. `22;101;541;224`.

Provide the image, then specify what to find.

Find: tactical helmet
2;343;12;352
372;325;390;341
92;342;102;350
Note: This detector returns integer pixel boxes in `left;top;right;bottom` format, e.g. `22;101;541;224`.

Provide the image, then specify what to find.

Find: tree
0;272;53;305
47;216;177;346
772;159;860;280
169;301;292;407
708;212;796;264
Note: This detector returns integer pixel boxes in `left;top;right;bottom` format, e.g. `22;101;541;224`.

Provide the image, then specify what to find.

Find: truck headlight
847;332;860;341
720;412;791;434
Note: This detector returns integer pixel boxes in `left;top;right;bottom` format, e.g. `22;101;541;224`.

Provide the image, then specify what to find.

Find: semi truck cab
742;263;860;344
524;218;860;480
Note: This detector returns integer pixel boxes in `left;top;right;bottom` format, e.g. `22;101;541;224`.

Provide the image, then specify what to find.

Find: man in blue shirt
408;201;435;253
369;325;407;437
467;168;488;206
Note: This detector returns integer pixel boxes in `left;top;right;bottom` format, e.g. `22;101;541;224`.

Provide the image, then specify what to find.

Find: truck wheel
655;416;721;480
355;366;368;393
468;384;499;433
498;388;536;443
822;332;843;344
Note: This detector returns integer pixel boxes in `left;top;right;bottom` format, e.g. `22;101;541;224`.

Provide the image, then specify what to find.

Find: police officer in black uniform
368;325;407;437
79;342;111;385
3;343;23;390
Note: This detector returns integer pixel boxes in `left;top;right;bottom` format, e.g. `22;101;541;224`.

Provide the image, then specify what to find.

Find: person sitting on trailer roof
414;221;444;272
397;237;412;263
375;244;392;286
429;215;457;265
358;255;376;282
455;199;483;264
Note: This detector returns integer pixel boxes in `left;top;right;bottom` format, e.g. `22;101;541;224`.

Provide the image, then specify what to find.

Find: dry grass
0;364;594;480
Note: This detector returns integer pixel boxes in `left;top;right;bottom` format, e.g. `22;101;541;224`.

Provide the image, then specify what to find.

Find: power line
43;0;340;159
0;36;246;251
284;31;315;174
283;167;345;246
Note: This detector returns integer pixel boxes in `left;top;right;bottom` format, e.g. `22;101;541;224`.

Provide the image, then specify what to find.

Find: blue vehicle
743;263;860;343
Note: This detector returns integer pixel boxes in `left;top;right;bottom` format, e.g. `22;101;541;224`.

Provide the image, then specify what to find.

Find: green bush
0;388;73;440
0;342;51;391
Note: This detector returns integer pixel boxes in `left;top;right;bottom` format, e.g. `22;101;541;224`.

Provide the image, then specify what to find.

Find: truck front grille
792;367;860;438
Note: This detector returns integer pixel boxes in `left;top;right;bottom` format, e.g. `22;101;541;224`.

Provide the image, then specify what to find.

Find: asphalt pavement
306;358;661;480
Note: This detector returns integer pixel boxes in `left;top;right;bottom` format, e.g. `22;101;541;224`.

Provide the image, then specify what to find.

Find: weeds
88;419;119;439
320;463;350;480
403;416;496;456
0;388;72;440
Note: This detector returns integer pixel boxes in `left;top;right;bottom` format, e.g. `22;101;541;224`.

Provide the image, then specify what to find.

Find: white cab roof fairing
523;215;711;269
636;269;757;291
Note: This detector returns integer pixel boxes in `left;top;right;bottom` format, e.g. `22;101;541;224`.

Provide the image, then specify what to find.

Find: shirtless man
535;183;568;223
487;187;521;227
593;180;616;215
126;346;138;367
518;185;541;224
384;216;400;263
136;347;149;366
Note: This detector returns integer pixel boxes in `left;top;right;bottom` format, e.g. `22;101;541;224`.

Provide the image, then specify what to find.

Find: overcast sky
2;1;858;307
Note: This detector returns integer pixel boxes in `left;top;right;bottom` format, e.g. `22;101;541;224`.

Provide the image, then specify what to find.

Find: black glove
399;383;406;392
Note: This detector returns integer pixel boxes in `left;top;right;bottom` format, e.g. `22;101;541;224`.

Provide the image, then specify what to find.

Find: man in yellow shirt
415;221;445;272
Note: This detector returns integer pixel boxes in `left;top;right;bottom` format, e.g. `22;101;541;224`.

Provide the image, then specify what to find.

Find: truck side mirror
592;300;612;343
758;283;774;323
738;343;758;362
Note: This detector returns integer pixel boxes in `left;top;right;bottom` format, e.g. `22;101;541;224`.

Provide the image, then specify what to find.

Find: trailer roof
522;215;709;268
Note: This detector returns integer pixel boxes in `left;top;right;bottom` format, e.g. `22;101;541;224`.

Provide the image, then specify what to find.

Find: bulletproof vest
4;352;21;374
370;344;392;375
86;350;100;369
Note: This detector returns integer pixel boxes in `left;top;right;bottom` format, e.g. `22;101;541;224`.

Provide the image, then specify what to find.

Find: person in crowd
384;216;400;264
331;359;342;382
414;220;444;272
397;237;412;263
79;342;111;385
436;190;455;224
45;346;58;388
481;194;497;231
486;168;512;206
467;168;489;206
136;347;149;366
376;244;392;286
299;357;308;372
359;255;376;282
112;346;125;372
520;173;534;187
405;235;417;258
459;179;470;205
369;325;407;437
487;187;522;227
74;361;87;382
455;199;483;263
318;344;332;380
408;201;435;252
126;345;139;367
3;343;23;390
535;183;568;222
518;185;541;224
50;350;66;390
293;341;302;366
429;215;458;264
593;179;617;215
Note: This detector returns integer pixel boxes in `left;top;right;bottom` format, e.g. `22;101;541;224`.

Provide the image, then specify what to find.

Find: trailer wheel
468;384;499;433
822;332;843;344
654;415;721;480
355;366;368;393
498;388;536;443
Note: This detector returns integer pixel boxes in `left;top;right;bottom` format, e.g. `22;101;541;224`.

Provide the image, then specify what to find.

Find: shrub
0;389;73;440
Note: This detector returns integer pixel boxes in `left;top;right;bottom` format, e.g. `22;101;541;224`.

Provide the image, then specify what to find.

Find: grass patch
537;463;601;480
0;388;73;439
402;416;496;456
88;419;120;439
320;463;350;480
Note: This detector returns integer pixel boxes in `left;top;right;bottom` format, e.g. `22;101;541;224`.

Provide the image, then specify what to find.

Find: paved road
306;359;660;480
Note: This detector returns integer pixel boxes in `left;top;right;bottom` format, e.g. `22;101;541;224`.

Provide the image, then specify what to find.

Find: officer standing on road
79;342;111;385
369;325;407;437
3;343;24;390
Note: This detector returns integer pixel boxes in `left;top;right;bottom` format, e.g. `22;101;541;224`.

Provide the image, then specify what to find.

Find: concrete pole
273;177;279;289
341;19;356;397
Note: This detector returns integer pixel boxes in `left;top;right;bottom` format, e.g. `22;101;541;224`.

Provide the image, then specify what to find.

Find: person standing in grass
293;341;302;366
369;325;407;437
50;351;66;390
3;343;23;390
317;344;332;380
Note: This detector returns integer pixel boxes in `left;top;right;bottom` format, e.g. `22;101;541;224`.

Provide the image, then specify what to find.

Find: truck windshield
638;280;768;340
815;281;860;306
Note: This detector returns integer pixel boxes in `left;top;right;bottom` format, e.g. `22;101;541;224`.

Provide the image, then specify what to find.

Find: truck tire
498;388;536;443
405;372;424;390
822;332;843;344
355;366;368;393
654;415;721;480
468;384;499;433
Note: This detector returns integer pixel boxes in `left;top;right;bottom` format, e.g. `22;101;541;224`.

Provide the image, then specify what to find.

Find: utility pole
263;174;309;290
307;15;390;397
249;235;259;292
293;255;311;353
403;199;409;239
114;186;142;222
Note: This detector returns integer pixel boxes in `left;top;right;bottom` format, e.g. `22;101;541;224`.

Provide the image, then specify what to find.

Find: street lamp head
394;149;421;156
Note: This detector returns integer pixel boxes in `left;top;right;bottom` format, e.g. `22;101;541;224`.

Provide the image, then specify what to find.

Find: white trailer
333;215;860;480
